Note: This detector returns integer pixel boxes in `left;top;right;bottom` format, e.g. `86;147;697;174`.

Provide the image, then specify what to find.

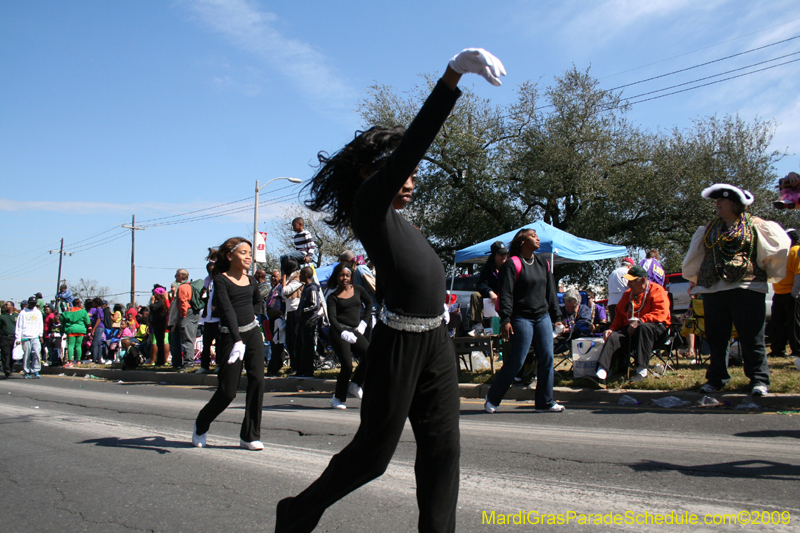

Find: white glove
448;48;506;86
228;341;245;363
341;331;358;344
443;303;451;325
357;321;368;334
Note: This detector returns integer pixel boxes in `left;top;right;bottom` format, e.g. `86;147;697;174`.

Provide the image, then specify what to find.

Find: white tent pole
550;253;554;273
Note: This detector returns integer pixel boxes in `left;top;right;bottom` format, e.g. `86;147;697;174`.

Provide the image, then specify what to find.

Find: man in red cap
591;265;671;385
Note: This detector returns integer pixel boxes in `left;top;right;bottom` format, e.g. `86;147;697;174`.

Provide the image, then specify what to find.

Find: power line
70;231;129;254
143;191;299;227
136;194;254;224
619;51;800;102
607;34;800;91
136;182;298;226
600;18;800;80
622;57;800;107
68;225;126;247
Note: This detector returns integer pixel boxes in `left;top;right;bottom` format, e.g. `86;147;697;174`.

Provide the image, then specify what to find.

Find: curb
40;366;800;409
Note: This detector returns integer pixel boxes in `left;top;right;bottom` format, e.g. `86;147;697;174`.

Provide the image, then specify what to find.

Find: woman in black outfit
485;228;564;413
148;287;169;366
192;236;265;451
326;263;372;409
274;48;505;533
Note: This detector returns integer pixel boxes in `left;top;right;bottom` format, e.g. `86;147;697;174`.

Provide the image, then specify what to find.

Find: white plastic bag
12;344;23;361
651;396;690;408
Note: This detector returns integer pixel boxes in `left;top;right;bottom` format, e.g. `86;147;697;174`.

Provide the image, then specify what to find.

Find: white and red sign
255;231;268;262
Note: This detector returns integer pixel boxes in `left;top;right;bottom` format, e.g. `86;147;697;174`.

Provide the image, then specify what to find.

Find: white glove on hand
448;48;506;86
443;303;451;325
228;341;245;363
357;321;368;335
341;331;358;344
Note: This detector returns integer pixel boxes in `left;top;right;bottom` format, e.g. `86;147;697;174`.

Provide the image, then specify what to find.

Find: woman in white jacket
682;184;790;396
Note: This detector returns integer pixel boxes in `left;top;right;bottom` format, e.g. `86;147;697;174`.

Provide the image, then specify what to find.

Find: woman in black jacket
274;48;505;533
192;236;265;451
485;228;565;413
326;262;373;409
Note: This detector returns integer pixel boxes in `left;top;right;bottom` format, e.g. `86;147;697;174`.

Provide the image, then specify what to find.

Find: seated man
586;289;608;336
469;241;508;327
555;289;593;352
591;265;671;384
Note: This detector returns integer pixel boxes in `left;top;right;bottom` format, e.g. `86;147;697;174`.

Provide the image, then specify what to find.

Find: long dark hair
213;237;252;276
508;228;535;257
304;126;405;233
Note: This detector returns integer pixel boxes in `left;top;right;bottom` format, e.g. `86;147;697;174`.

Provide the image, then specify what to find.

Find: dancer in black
192;236;265;450
326;262;373;409
274;48;505;533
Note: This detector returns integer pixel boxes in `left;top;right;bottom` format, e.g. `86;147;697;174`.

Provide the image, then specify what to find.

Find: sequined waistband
378;305;445;333
219;319;260;334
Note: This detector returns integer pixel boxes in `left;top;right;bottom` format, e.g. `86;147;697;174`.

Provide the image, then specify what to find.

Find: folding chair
651;323;681;372
452;336;494;375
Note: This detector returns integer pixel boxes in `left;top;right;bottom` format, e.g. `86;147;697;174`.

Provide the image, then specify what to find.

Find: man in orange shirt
590;265;671;385
770;229;800;357
173;268;199;369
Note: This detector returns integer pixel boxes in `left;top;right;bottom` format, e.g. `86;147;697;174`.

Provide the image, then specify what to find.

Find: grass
70;355;800;393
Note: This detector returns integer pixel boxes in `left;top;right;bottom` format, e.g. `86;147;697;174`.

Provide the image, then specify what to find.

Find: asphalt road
2;374;799;532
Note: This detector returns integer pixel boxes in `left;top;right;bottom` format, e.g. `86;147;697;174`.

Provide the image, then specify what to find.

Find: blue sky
2;0;800;305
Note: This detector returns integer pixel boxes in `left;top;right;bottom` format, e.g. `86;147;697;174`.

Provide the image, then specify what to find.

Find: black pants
295;318;319;376
275;322;460;533
329;328;369;401
597;322;667;373
770;293;798;356
195;328;265;442
201;321;219;370
0;334;13;376
704;289;770;387
285;311;299;372
151;322;167;365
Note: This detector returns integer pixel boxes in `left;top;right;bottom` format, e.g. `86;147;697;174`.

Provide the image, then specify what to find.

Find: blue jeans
22;337;42;374
91;329;105;363
487;314;555;410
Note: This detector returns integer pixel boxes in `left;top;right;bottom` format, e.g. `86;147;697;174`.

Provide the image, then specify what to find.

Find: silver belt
379;305;445;333
219;319;260;334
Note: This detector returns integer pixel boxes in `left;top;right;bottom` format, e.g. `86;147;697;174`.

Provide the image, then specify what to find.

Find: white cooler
571;337;604;378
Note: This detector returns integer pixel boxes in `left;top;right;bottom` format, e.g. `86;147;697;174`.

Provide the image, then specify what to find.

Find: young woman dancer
326;262;372;409
274;48;505;533
192;237;265;451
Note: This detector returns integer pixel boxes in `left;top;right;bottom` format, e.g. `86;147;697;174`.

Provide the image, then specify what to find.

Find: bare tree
69;278;110;301
269;206;365;267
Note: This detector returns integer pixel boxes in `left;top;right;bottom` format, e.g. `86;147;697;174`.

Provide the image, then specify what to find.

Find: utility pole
122;215;145;306
49;238;73;304
253;177;301;274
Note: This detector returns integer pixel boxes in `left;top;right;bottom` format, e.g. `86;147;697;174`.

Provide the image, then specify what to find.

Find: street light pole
253;176;302;274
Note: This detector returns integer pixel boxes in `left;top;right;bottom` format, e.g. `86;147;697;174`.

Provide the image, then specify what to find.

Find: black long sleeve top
352;80;460;318
498;255;562;325
327;285;374;335
213;274;260;343
476;260;501;298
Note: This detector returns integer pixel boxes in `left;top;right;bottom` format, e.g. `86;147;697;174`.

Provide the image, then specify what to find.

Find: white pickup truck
665;273;774;321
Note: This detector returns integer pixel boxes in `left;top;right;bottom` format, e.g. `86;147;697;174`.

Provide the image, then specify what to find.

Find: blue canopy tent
452;221;627;288
315;262;338;289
